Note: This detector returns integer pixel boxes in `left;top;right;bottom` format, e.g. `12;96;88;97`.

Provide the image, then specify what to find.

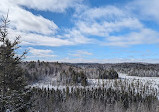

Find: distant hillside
71;63;159;77
21;61;159;83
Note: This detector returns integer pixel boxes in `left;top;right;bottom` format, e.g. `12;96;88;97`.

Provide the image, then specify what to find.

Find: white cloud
8;28;91;47
0;0;91;47
129;0;159;23
55;58;159;64
76;50;92;55
75;18;143;37
75;6;126;21
63;29;94;44
28;47;56;59
14;0;83;13
73;5;144;37
0;0;58;35
1;0;159;48
69;50;92;57
105;28;159;47
72;4;159;47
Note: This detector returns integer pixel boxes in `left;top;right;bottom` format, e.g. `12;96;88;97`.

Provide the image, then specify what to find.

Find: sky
1;0;159;63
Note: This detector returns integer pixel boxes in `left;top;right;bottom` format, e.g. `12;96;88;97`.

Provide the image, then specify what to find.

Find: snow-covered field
119;73;159;92
87;73;159;90
31;73;159;98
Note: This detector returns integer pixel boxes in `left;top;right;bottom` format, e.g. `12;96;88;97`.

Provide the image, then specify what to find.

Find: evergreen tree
0;15;31;111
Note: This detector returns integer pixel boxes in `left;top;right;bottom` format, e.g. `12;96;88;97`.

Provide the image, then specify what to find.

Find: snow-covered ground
30;73;159;98
118;73;159;92
119;73;159;83
87;73;159;88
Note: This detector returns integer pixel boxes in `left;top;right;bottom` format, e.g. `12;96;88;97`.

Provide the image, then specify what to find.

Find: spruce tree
0;15;31;111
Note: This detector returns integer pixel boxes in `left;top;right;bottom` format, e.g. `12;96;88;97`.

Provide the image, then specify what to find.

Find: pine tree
0;15;31;111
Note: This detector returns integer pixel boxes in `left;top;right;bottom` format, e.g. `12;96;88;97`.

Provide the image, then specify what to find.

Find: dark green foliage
59;67;88;86
99;69;118;79
71;70;87;86
73;63;159;77
30;86;158;112
0;15;31;111
80;72;87;86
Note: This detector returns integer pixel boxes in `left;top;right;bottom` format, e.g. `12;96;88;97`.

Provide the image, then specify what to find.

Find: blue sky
1;0;159;63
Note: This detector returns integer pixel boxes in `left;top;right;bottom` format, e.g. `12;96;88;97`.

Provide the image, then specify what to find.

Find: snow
30;73;159;99
118;73;159;99
119;73;159;82
118;73;159;91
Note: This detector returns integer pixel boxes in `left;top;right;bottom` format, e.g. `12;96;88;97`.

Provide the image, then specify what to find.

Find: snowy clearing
30;73;159;98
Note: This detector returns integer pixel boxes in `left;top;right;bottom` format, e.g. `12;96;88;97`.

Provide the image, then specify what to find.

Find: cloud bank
1;0;159;63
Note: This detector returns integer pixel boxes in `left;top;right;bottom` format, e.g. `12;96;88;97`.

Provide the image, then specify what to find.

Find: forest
20;61;159;112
